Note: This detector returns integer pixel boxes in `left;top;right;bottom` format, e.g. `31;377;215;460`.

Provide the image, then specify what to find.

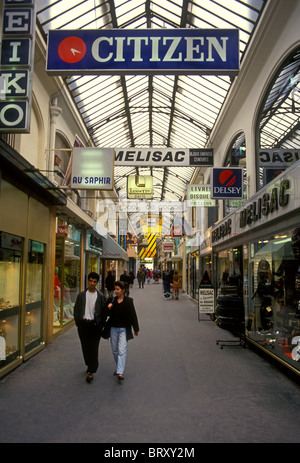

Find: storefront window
25;240;44;353
214;247;244;331
246;228;300;371
54;225;81;329
256;47;300;190
0;232;22;367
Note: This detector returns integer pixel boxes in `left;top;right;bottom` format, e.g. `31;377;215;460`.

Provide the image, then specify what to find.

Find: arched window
256;47;300;189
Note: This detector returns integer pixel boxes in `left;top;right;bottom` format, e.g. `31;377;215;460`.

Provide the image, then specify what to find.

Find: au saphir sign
46;28;239;76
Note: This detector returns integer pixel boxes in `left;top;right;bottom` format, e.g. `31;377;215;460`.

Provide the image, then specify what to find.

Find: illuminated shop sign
187;184;216;207
115;148;214;167
46;29;239;76
211;167;243;199
239;179;290;228
71;148;114;190
211;164;299;246
211;218;232;244
0;0;35;132
259;149;300;168
127;175;153;199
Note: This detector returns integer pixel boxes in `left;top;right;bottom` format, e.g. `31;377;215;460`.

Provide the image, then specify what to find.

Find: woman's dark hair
114;280;126;291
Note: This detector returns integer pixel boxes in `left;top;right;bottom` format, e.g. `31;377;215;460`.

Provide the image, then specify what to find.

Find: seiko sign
0;0;35;132
46;29;239;76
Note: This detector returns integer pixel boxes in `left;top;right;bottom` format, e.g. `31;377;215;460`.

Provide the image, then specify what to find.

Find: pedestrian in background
172;270;182;300
105;270;115;298
162;267;171;299
137;268;145;288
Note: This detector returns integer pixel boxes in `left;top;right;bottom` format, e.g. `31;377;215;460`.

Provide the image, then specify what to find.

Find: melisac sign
211;167;243;199
46;28;239;75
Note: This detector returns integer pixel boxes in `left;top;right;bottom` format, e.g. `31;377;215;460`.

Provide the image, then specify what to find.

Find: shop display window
247;228;300;371
0;232;22;367
214;247;244;331
25;240;44;353
54;226;81;329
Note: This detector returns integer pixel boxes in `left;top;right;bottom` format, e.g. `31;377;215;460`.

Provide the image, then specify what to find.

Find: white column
48;97;62;183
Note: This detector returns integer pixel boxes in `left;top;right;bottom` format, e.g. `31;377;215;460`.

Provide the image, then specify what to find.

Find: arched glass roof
36;0;267;202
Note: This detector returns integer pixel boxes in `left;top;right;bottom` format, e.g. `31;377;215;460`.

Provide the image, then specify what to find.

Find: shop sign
46;29;239;76
259;149;300;168
211;218;232;244
239;178;290;229
119;230;126;251
211;168;243;199
57;225;68;237
198;288;215;314
211;163;300;246
127;175;153;199
0;0;35;132
71;147;114;190
163;241;174;252
187;184;216;207
115;148;214;167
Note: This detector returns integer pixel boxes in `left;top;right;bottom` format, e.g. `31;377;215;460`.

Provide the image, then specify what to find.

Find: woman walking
105;280;139;382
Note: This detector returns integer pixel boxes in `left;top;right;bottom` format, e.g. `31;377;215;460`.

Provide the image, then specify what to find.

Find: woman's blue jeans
110;327;127;375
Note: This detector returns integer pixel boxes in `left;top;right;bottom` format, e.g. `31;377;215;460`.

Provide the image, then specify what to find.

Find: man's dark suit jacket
74;289;106;328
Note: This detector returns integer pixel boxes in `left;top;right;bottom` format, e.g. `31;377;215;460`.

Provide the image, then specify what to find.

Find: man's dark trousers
77;321;101;373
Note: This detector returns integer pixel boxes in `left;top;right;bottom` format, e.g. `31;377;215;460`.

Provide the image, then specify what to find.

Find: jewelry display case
246;229;300;373
0;232;22;366
25;240;44;353
54;225;81;330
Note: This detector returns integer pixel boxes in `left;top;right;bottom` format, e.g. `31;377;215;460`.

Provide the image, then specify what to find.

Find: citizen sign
46;29;239;75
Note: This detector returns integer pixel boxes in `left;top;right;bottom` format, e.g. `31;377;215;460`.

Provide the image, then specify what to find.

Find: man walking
74;272;106;383
162;267;171;299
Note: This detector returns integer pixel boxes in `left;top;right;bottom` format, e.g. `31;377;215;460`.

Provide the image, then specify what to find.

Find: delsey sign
211;167;243;199
115;148;214;167
46;29;239;76
0;0;35;132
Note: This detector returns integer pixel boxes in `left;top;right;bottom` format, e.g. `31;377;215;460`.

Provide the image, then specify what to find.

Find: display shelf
0;306;20;319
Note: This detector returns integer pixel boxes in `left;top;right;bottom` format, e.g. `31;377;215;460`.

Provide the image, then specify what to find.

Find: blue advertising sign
211;167;243;199
46;28;239;76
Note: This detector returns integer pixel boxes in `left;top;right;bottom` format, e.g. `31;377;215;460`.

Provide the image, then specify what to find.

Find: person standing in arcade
74;272;106;383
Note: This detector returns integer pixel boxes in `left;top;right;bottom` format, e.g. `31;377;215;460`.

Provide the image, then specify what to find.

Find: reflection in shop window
54;230;81;328
0;232;22;366
247;228;300;370
25;240;44;353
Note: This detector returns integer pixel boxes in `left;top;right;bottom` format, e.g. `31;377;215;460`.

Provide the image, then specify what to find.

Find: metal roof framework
36;0;267;205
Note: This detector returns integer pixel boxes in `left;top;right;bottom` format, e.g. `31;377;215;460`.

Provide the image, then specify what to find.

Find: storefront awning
92;221;107;239
57;198;94;227
254;239;294;259
0;139;67;206
170;256;182;262
102;234;128;261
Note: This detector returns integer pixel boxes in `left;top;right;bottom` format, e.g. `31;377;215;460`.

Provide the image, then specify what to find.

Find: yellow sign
139;233;156;259
127;175;153;199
